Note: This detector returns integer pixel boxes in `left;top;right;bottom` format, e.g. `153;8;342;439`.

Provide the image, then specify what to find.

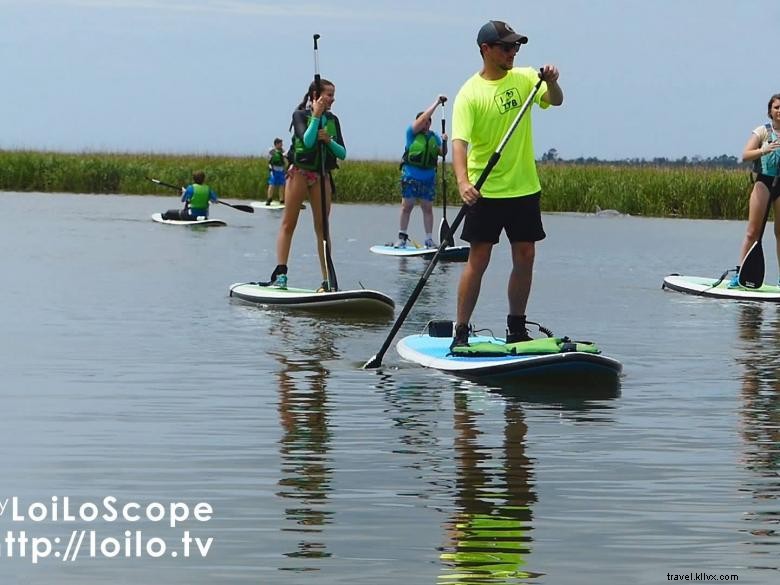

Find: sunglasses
490;42;522;53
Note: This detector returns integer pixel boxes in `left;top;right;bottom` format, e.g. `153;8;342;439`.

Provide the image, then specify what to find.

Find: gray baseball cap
476;20;528;46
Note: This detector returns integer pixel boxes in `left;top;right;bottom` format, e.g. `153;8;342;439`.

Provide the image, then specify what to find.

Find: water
0;192;777;584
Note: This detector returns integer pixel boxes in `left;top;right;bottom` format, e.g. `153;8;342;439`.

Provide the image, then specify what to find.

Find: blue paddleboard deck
397;333;622;379
229;282;394;315
369;244;470;262
662;274;780;302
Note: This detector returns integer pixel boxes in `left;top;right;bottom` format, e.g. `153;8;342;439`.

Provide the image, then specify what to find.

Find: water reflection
483;373;621;420
736;304;780;569
438;389;541;583
270;314;338;571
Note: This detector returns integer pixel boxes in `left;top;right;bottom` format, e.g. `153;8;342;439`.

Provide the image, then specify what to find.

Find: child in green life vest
396;95;448;249
266;138;287;206
161;170;218;220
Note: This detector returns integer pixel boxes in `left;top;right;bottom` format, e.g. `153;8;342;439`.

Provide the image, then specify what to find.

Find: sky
2;0;779;161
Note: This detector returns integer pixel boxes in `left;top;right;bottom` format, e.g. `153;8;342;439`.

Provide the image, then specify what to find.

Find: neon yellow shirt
452;67;549;198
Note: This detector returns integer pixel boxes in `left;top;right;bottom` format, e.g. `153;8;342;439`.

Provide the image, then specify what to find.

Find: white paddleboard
662;274;780;302
249;201;307;210
396;333;622;379
151;213;226;227
369;244;470;262
229;282;394;315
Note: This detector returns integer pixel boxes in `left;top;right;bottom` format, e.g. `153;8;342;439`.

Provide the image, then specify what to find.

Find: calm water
0;192;777;584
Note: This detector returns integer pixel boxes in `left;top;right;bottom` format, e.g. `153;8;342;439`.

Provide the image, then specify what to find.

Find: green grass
0;150;755;219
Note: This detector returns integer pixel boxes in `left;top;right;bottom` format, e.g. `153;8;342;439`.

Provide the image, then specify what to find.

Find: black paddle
363;70;546;369
313;33;339;292
146;177;254;213
738;192;773;288
438;106;455;248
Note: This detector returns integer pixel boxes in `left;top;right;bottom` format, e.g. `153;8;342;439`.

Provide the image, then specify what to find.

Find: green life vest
403;132;440;169
269;149;285;167
189;184;212;210
293;114;338;171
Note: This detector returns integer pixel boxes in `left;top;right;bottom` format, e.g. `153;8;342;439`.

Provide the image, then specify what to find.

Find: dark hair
768;94;780;117
273;137;283;145
192;170;205;184
293;78;335;111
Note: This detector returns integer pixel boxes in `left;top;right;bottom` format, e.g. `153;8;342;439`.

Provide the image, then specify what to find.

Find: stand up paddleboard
396;321;622;380
151;213;226;227
249;201;306;211
229;282;394;316
370;244;470;262
662;273;780;302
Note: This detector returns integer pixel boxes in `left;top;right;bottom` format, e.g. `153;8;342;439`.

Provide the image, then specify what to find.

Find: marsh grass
0;150;755;219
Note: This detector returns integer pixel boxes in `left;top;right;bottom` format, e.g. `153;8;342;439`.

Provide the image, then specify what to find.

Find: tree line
539;149;743;169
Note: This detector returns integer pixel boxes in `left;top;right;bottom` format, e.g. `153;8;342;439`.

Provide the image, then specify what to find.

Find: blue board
369;244;470;262
396;333;622;379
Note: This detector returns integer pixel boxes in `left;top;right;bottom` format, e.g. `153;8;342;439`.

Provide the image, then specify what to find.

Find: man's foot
394;232;409;248
506;314;532;343
272;273;288;289
265;200;272;206
424;238;436;249
449;323;470;350
506;329;532;343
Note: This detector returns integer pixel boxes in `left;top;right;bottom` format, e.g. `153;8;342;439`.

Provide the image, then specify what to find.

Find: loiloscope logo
0;496;214;564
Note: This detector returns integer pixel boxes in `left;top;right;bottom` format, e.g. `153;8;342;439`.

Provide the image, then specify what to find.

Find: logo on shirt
494;88;522;114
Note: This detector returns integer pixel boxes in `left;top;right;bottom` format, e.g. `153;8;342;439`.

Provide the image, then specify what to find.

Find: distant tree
541;148;559;162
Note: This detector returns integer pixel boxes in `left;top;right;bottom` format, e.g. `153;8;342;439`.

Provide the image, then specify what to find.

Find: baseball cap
476;20;528;46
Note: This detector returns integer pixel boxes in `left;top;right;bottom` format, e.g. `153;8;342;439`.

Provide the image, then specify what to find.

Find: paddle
438;108;455;248
738;193;773;288
216;200;255;214
363;70;546;369
313;33;339;291
146;177;254;213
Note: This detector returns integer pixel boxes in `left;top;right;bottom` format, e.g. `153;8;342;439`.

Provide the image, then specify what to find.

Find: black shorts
756;174;780;201
461;193;546;244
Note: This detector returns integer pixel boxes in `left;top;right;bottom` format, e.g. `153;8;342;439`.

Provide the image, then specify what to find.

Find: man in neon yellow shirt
451;20;563;348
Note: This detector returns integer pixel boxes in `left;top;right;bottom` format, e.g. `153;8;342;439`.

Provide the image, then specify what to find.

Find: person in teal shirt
728;93;780;287
162;170;218;220
268;78;346;292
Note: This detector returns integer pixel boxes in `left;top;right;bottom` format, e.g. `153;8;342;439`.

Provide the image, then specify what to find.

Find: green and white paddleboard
229;282;394;315
151;213;226;227
662;274;780;301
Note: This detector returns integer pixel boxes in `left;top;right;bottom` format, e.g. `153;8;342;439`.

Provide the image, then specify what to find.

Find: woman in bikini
269;78;346;292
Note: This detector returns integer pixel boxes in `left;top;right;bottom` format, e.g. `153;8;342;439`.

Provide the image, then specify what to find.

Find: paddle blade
362;354;381;369
217;200;254;213
739;241;765;289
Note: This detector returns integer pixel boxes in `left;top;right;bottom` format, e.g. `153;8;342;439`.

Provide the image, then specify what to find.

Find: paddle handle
148;177;181;191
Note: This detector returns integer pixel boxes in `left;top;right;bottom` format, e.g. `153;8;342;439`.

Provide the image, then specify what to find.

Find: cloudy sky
2;0;778;160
